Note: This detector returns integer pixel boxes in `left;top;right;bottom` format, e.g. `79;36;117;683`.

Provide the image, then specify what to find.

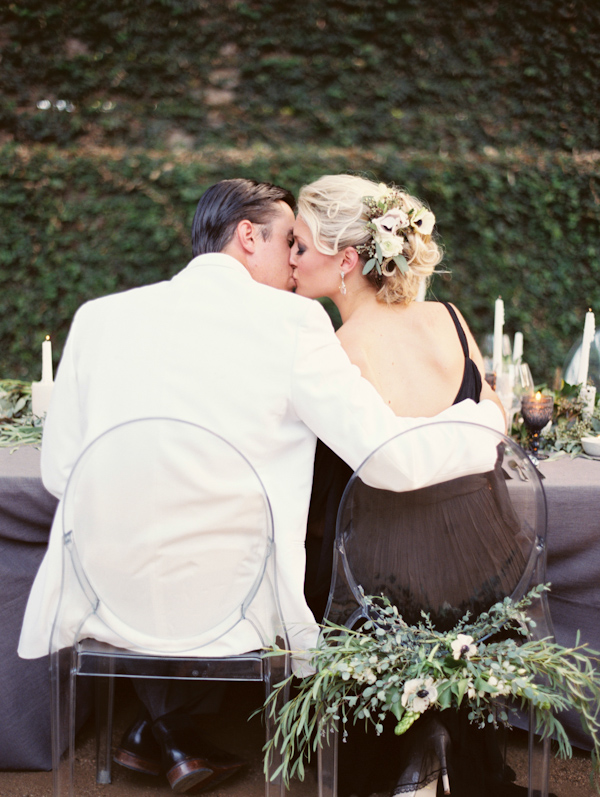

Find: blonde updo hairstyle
297;174;443;304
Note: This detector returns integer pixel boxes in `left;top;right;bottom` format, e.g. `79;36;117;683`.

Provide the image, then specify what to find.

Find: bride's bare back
337;300;486;418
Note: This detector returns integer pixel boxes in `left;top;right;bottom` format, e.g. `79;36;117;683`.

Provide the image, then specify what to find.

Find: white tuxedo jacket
19;254;503;661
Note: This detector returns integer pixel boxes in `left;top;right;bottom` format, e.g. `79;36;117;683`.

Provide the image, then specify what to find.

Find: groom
19;178;504;793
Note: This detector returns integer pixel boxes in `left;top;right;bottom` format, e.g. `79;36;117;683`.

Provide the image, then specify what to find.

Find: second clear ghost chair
317;420;553;797
49;417;290;797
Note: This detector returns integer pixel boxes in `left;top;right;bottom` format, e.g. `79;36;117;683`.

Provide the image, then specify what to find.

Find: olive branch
263;585;600;789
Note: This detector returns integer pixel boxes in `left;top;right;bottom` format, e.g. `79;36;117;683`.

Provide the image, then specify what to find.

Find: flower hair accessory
356;184;436;277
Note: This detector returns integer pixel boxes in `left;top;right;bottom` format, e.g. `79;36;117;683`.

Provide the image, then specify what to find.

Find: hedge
1;143;598;384
1;0;598;153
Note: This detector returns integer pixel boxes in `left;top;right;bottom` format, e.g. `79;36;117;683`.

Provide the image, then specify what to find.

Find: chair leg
95;676;115;784
527;704;550;797
50;648;75;797
525;591;552;797
317;719;338;797
264;652;290;797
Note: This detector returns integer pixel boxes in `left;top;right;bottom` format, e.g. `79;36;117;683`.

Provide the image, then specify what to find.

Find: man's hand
480;379;507;432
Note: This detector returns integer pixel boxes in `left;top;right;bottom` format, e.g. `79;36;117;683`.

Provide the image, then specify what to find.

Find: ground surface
0;683;596;797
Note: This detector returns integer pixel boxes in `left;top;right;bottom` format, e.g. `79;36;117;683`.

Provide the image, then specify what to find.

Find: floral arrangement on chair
263;585;600;788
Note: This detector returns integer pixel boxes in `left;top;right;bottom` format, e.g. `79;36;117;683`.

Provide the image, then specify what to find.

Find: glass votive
521;393;554;460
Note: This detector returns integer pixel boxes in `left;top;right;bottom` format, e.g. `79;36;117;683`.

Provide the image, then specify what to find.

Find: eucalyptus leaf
362;258;378;275
393;254;409;274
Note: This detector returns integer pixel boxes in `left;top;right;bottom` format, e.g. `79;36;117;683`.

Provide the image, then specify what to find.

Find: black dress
305;300;490;621
304;302;529;797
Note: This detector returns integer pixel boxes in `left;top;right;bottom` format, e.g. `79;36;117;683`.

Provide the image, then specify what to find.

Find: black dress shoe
153;711;246;794
114;706;162;776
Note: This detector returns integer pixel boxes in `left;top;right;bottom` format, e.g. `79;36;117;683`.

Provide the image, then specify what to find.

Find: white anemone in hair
410;207;435;236
373;208;410;236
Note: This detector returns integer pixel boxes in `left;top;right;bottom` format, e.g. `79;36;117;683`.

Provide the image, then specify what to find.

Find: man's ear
340;247;360;275
236;219;256;255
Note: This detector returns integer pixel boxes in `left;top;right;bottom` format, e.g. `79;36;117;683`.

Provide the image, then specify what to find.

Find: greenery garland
512;381;600;456
263;587;600;789
0;380;43;449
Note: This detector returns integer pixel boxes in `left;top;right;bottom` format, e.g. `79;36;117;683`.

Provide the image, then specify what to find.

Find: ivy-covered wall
1;0;598;152
2;145;599;383
1;1;599;383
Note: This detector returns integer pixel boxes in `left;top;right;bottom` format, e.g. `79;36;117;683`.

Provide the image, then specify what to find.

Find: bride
291;174;529;797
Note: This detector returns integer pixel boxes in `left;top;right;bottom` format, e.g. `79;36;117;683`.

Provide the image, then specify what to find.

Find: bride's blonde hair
297;174;443;304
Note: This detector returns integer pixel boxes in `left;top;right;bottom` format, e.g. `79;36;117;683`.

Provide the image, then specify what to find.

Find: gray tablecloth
0;446;58;770
0;448;599;768
539;455;600;751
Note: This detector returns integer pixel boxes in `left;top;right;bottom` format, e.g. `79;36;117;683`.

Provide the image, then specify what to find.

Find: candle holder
521;394;554;464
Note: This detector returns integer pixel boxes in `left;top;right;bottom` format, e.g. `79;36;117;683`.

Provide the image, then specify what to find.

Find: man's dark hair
191;178;296;256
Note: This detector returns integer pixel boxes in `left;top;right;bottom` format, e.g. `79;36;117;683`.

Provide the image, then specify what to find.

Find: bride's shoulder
335;318;370;363
335;317;362;348
418;300;461;325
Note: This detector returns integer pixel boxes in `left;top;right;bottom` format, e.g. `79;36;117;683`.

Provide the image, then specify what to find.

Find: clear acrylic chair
49;417;290;797
317;421;553;797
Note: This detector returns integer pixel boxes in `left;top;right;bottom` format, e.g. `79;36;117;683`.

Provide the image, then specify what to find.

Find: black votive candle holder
521;394;554;461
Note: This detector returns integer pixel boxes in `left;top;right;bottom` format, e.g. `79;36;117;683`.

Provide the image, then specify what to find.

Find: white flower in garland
488;675;512;696
401;677;439;713
451;633;477;660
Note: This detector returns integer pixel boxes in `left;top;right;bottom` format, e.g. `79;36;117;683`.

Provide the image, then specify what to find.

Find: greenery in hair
356;185;435;278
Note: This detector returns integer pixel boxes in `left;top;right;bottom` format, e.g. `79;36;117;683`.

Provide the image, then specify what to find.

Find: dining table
0;445;599;769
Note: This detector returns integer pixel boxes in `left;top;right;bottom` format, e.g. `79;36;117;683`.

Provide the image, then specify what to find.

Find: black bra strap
441;301;469;357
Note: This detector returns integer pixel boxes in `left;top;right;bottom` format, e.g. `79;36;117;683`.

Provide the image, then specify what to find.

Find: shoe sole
167;760;214;793
192;763;246;794
113;748;162;777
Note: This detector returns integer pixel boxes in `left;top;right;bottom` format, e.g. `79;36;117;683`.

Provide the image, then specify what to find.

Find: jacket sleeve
40;309;85;499
290;300;505;491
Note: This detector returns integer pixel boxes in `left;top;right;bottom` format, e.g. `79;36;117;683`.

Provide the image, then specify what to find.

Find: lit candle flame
535;391;542;400
45;335;50;341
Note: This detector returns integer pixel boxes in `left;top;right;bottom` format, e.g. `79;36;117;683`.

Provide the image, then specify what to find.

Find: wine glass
514;363;534;400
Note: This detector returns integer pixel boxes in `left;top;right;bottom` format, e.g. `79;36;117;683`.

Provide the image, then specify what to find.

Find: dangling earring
339;270;347;296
